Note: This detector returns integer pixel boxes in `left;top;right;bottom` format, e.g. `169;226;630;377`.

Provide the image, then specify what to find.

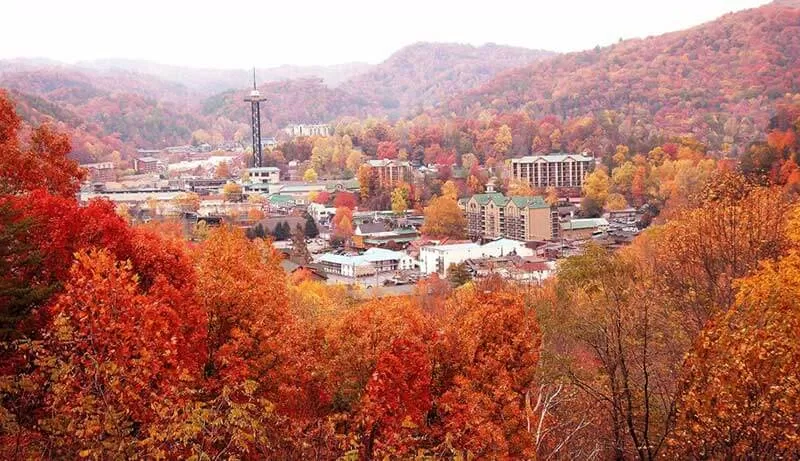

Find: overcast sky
1;0;769;69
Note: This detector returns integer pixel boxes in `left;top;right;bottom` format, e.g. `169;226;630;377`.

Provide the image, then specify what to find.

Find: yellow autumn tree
421;195;466;239
441;180;459;201
303;167;318;182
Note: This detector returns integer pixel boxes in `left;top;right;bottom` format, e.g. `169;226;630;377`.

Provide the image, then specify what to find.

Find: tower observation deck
244;69;267;167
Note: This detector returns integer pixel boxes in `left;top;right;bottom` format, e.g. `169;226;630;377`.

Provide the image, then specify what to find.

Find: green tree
304;215;319;238
447;263;472;286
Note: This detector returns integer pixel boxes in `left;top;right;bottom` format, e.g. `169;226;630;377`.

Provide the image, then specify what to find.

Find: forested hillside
339;42;553;114
0;69;203;162
446;1;800;154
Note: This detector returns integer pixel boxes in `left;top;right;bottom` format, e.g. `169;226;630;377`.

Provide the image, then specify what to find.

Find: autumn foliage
4;14;800;455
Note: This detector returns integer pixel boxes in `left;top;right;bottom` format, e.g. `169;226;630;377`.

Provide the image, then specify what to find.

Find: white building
419;239;534;277
247;166;280;184
284;124;332;137
511;153;595;188
307;203;337;223
317;248;415;278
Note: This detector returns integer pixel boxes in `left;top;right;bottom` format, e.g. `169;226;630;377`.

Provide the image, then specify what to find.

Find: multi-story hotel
366;159;412;188
511;153;594;189
461;192;558;242
284;124;332;138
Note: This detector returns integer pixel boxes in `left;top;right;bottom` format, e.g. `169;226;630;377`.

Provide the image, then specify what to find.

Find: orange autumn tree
30;249;205;459
332;206;354;240
421;195;466;239
667;248;800;459
324;296;431;458
359;337;433;459
170;226;312;459
437;282;542;459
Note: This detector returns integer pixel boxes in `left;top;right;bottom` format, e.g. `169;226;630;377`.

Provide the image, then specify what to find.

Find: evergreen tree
447;263;472;286
273;221;290;241
304;214;319;239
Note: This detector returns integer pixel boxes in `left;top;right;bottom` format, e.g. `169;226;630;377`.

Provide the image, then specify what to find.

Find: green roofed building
460;192;558;242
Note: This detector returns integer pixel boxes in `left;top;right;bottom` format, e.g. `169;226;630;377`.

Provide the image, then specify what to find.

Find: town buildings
134;156;159;174
317;248;415;278
419;239;534;277
247;166;280;185
351;222;419;249
560;218;609;240
461;193;557;242
511;153;594;189
81;162;115;183
366;159;412;188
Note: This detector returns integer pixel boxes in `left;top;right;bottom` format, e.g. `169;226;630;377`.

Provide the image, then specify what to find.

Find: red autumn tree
359;337;433;459
376;141;399;159
333;191;358;209
0;92;85;198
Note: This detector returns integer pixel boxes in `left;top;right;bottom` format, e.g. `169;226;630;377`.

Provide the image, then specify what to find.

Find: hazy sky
2;0;769;68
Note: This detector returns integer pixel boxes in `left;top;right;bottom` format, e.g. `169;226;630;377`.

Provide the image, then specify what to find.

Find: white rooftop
511;153;594;163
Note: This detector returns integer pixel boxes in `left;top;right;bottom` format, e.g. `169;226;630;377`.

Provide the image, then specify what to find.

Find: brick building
81;162;115;183
134;156;159;174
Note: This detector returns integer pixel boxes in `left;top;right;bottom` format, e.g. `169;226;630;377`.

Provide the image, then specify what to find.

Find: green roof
470;193;548;209
472;193;507;206
510;196;549;209
323;179;360;191
268;194;296;204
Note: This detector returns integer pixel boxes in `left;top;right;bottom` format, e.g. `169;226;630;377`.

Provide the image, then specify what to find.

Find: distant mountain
444;2;800;152
0;68;204;162
200;42;556;125
340;42;555;115
77;59;374;95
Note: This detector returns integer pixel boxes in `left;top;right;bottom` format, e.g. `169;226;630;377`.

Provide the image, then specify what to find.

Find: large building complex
461;193;557;242
134;157;159;174
284;124;332;138
317;248;415;278
511;153;594;188
81;162;115;183
419;239;535;277
366;159;412;187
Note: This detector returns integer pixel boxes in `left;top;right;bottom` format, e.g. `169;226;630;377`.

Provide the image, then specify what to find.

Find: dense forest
446;1;800;154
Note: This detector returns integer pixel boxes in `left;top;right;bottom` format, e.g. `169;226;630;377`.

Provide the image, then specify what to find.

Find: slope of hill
202;78;375;134
445;2;800;153
340;42;554;114
78;59;374;94
0;68;205;161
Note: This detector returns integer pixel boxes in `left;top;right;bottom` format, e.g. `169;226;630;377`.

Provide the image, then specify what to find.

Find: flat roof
511;153;594;163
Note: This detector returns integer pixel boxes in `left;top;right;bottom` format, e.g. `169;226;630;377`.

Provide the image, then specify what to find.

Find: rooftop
367;159;411;168
318;247;409;266
562;218;610;230
512;153;594;163
422;242;481;252
248;166;280;172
